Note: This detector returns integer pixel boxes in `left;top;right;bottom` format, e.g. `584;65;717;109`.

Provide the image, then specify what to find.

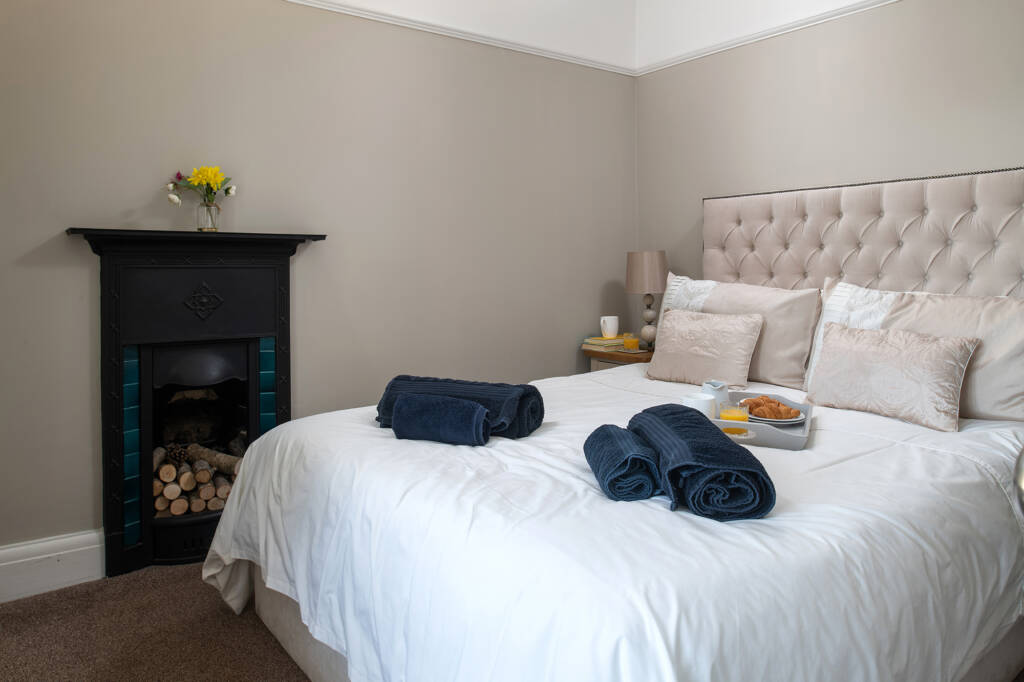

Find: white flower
165;182;175;191
225;185;237;196
167;193;181;206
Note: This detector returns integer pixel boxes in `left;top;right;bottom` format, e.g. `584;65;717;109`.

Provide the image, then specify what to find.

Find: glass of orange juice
718;404;749;435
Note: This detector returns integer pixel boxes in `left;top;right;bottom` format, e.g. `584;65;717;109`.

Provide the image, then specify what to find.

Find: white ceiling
287;0;898;75
637;0;898;72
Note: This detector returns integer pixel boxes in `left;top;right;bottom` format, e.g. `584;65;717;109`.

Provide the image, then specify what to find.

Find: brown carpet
0;562;307;681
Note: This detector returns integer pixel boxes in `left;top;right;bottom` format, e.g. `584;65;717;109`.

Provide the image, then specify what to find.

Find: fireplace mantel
67;227;325;255
69;227;325;575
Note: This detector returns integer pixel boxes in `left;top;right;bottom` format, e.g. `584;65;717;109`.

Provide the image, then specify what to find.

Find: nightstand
581;347;654;372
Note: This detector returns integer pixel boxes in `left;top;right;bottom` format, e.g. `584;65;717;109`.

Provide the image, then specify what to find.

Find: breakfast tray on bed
711;392;813;450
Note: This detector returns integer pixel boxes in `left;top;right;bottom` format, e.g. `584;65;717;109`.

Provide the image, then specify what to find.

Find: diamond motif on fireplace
183;282;224;320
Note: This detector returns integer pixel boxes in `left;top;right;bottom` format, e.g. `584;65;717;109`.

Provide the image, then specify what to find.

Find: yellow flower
188;166;226;190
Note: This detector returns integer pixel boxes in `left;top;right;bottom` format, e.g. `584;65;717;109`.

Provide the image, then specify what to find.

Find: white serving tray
711;391;813;451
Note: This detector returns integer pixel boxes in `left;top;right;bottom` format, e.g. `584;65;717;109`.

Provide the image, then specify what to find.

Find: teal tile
259;370;275;392
123;346;139;362
124;522;140;546
259;349;275;371
259;392;276;413
124;497;140;525
124;451;139;478
122;475;139;503
123;405;139;431
123;359;139;384
259;336;275;352
123;428;139;454
259;413;276;435
123;382;139;407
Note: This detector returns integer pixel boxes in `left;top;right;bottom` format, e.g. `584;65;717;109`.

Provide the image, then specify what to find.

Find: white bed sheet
204;364;1024;682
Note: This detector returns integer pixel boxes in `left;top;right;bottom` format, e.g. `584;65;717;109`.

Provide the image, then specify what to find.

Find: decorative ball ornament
640;323;657;346
640;294;658;348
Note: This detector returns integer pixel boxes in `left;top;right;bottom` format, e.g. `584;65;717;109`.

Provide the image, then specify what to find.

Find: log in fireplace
68;228;325;575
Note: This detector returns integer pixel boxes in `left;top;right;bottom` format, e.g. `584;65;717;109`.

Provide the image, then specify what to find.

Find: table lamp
625;250;668;349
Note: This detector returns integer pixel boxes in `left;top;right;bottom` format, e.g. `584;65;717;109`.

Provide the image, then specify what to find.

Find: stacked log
152;445;237;518
186;444;242;477
192;460;213;484
188;493;206;513
213;475;232;500
161;482;182;501
168;497;189;516
197;481;216;501
177;462;196;492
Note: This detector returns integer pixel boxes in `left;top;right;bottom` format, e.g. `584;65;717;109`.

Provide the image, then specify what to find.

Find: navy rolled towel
392;393;491;446
584;425;661;501
505;384;545;439
377;376;544;439
628;404;775;521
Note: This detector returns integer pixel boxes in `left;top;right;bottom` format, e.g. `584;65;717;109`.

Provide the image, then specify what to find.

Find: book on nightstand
580;342;648;353
581;343;625;352
582;335;626;346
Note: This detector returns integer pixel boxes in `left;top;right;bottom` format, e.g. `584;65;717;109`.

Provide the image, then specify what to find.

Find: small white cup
600;315;619;338
701;380;731;417
681;392;717;419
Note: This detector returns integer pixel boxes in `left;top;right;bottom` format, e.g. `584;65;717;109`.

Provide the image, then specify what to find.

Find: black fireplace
68;228;325;575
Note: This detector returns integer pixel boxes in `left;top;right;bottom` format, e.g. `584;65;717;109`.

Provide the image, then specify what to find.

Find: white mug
681;393;717;419
600;315;619;338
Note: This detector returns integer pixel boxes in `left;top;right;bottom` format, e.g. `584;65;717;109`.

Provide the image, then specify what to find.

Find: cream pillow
647;309;763;387
807;323;979;432
807;280;1024;421
659;273;821;389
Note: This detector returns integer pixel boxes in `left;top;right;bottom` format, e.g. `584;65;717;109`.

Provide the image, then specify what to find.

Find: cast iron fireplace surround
68;228;325;575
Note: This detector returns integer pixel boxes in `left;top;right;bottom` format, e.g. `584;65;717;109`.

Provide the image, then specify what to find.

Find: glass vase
195;202;220;232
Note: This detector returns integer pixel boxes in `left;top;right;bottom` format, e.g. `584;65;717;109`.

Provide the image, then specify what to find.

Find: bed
204;167;1024;682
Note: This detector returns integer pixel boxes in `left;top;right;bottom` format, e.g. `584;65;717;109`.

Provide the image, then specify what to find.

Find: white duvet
204;364;1024;682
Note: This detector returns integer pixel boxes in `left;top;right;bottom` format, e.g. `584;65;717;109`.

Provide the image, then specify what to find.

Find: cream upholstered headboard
702;167;1024;298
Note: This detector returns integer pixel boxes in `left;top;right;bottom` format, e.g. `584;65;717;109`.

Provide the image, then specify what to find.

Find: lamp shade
625;250;668;294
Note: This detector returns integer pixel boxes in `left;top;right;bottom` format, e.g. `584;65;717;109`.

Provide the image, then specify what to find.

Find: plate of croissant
740;395;806;425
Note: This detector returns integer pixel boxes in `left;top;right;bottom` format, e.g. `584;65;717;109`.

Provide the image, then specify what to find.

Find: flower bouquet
166;166;237;232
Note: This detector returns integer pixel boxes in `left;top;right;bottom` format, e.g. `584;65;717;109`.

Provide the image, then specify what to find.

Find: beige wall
0;0;637;545
4;0;1021;548
637;0;1024;277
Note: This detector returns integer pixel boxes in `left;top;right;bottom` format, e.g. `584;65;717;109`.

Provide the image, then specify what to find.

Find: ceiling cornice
635;0;900;76
285;0;636;75
286;0;900;77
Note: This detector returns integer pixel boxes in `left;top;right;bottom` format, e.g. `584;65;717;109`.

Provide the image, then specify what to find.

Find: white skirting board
0;529;104;603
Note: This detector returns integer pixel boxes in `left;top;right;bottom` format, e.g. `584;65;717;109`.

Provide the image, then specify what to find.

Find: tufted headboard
702;167;1024;298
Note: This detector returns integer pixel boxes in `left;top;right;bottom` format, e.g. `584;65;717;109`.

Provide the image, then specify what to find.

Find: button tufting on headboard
702;167;1024;298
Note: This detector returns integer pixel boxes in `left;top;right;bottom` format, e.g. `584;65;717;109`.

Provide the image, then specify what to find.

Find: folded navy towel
392;393;491;446
628;404;775;521
584;425;661;501
377;375;544;439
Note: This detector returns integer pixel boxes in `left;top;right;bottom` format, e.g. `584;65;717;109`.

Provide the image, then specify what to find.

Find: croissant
741;396;800;420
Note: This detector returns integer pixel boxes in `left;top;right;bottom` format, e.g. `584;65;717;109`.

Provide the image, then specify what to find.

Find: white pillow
807;280;1024;421
647;309;763;388
807;323;979;432
659;273;821;389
